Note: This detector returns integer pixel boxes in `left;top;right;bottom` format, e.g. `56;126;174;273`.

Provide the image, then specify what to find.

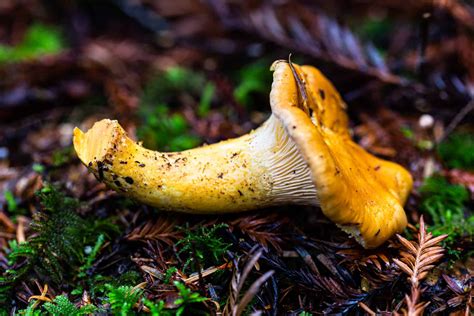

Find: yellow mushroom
73;60;413;248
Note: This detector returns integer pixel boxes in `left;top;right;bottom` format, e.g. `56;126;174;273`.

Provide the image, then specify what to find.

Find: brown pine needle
393;216;448;315
358;302;376;315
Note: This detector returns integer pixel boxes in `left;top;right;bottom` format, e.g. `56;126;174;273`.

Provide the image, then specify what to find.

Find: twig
433;0;474;31
223;248;274;316
358;302;376;315
438;98;474;143
28;284;51;309
0;211;15;232
16;216;27;243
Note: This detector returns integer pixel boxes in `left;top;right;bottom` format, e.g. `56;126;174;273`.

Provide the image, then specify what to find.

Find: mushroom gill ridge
270;60;413;248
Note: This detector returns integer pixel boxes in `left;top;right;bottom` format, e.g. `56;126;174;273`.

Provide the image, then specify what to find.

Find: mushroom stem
73;115;317;213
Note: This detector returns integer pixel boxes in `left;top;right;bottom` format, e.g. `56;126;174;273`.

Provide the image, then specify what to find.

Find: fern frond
393;216;448;315
126;216;178;245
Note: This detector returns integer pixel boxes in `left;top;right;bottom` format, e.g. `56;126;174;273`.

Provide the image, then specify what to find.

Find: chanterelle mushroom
73;60;413;248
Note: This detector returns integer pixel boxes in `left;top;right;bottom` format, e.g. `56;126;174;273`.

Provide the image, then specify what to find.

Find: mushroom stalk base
73;115;317;213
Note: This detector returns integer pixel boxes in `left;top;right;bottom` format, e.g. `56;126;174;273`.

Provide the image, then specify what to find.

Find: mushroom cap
270;60;413;248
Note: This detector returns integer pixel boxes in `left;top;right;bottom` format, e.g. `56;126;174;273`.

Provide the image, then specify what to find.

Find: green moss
400;126;414;139
77;234;105;278
172;281;207;316
164;266;178;284
84;270;143;299
0;23;65;63
0;185;119;307
51;146;75;167
176;223;231;273
142;282;207;316
438;132;474;170
105;285;143;316
419;176;473;244
42;295;97;315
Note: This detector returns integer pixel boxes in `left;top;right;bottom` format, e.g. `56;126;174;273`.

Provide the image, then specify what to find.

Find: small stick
438;99;474;143
358;302;376;316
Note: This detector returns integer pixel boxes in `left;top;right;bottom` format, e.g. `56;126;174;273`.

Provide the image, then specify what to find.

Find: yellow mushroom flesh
73;115;317;214
269;60;412;248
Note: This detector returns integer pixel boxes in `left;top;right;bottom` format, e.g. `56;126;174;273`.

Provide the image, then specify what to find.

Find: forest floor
0;1;473;315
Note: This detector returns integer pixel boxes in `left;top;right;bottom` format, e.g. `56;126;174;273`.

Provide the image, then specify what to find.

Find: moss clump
0;185;119;308
419;176;473;244
176;223;231;273
137;67;210;151
438;132;474;170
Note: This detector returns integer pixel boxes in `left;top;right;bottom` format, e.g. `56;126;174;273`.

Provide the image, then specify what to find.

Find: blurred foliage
32;163;46;173
400;126;434;150
355;16;393;51
198;82;215;118
233;59;272;107
438;132;474;170
137;67;210;151
419;176;473;245
138;103;201;151
51;146;75;167
3;190;18;214
0;23;65;63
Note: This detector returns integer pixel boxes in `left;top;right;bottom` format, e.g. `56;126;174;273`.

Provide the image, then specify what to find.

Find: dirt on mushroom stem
73;115;318;214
